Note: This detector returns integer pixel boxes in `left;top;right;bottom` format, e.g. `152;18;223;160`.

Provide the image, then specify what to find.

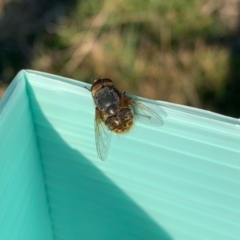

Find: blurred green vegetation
0;0;240;118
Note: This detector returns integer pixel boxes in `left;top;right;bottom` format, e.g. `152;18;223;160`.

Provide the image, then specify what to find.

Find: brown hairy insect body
90;78;163;161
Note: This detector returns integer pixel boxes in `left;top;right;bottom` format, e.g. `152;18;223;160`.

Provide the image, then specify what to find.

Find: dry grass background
0;0;240;117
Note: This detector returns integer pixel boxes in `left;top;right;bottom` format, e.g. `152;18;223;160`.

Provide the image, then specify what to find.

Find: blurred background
0;0;239;118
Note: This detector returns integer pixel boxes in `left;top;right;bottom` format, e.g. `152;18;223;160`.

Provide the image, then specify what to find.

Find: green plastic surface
0;70;240;240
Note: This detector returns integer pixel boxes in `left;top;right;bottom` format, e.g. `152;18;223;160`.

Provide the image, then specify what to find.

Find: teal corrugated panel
0;71;53;240
0;69;240;240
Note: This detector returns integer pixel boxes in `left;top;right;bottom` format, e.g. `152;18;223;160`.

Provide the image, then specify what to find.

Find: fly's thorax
94;87;120;115
105;108;134;134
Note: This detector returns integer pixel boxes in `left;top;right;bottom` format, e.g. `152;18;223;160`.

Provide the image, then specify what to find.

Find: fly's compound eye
101;79;113;87
91;79;113;95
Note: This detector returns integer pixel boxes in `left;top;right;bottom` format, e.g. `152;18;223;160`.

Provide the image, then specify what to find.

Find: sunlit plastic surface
0;70;240;240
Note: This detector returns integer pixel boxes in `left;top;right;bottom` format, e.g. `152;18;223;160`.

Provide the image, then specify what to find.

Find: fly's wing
127;97;164;126
95;109;112;161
